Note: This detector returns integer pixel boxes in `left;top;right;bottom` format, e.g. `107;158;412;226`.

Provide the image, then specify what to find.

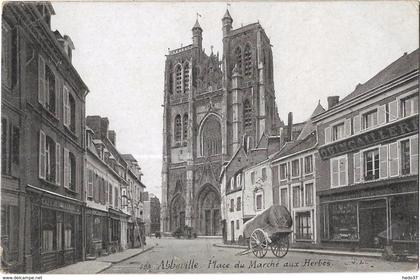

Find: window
295;212;312;240
41;209;56;252
230;199;234;212
69;94;76;132
255;193;263;210
292;186;300;208
279;163;287;180
87;169;93;198
236;173;241;189
364;149;379;181
114;187;119;208
183;62;190;93
400;140;410;175
201;116;222;156
236;197;241;211
251;171;255;185
322;202;358;241
261;167;267;181
291;159;300;177
174;115;181;142
304;155;313;174
1;205;19;262
280;188;288;209
331;156;347;187
64;148;76;191
182;114;188;141
332;123;344;141
236;220;240;230
45;65;56;114
244;44;252;77
401;94;419;118
235;47;242;72
305;183;314;206
362;109;378;130
109;184;113;206
45;136;56;183
175;64;182;94
243;99;252;128
2;118;8;174
2;119;20;175
12;126;19;165
64;214;74;249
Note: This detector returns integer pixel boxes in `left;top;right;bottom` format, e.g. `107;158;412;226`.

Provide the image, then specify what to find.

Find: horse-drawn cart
239;205;293;258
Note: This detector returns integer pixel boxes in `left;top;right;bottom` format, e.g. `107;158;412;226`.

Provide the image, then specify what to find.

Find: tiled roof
340;49;419;104
272;132;317;161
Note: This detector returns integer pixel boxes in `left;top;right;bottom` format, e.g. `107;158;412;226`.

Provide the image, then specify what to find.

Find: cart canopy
243;205;292;238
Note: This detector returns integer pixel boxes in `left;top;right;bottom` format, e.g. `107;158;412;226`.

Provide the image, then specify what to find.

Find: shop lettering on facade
41;196;81;214
319;115;419;160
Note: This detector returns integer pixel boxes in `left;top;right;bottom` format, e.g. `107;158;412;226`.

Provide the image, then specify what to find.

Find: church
160;9;282;235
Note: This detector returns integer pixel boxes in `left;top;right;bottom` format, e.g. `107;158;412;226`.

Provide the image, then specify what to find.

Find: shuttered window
400;140;410;175
324;127;331;144
388;100;398;121
353;152;361;184
400;94;419;118
279;163;287;180
389;142;399;177
63;148;70;188
363;149;379;181
353;115;361;134
87;169;93;198
55;143;61;185
331;156;347;188
39;130;46;179
332;123;344;141
379;145;388;179
378;104;386;125
38;56;45;105
344;119;351;137
410;136;419;175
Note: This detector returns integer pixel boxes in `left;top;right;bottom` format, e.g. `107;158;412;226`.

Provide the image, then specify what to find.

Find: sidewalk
47;243;155;274
213;243;383;258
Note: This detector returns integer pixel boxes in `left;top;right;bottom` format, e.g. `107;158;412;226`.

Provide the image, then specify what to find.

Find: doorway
359;199;387;248
231;220;235;243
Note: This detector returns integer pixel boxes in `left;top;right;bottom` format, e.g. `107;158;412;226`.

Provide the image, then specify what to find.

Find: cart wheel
249;228;268;258
271;234;289;258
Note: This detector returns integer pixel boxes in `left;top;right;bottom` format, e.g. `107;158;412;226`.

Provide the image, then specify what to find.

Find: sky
51;1;418;199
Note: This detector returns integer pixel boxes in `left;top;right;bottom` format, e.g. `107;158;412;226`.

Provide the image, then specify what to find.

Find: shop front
85;208;108;257
319;176;418;254
108;208;126;253
26;185;83;272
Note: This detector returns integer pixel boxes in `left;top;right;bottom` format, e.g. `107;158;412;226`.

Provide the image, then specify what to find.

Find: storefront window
391;195;418;241
42;209;56;252
1;205;19;262
64;213;74;249
93;217;102;241
322;202;358;241
296;212;312;240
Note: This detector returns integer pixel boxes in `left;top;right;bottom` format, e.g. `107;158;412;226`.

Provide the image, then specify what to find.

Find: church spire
222;8;233;37
192;17;203;49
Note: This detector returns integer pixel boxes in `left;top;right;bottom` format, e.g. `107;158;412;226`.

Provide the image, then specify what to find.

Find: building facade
313;49;419;252
161;9;282;235
2;2;89;272
143;192;161;236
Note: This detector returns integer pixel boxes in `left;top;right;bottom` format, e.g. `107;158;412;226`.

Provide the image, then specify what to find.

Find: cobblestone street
101;238;418;273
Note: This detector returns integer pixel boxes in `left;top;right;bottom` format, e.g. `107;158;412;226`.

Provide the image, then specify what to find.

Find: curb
212;243;383;259
97;244;156;273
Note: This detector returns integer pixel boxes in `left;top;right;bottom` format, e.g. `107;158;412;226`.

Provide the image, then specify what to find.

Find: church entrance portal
171;195;186;231
197;185;221;236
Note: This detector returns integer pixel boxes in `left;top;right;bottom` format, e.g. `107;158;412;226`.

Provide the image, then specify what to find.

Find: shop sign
319;115;419;160
41;197;81;214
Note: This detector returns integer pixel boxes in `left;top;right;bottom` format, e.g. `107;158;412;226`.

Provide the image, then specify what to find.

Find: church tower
161;10;281;235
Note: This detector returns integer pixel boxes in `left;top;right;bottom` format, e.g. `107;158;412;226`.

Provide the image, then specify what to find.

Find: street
101;238;418;273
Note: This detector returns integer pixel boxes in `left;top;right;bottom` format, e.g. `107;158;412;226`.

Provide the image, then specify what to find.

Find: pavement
47;240;156;274
213;243;384;258
102;238;418;273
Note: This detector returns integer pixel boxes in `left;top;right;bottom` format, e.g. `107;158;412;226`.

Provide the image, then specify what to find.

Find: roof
311;101;326;118
340;49;419;104
272;132;317;162
121;154;137;162
193;19;202;30
223;9;232;20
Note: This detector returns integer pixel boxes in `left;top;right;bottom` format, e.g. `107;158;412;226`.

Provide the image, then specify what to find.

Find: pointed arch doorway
196;184;221;236
170;194;186;231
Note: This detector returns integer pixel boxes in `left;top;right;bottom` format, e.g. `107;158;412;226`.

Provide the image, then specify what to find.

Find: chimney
86;116;102;139
100;118;109;139
287;112;293;142
108;130;116;146
327;96;340;110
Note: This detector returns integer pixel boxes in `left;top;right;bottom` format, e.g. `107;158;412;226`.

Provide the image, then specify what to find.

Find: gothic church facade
161;10;281;235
